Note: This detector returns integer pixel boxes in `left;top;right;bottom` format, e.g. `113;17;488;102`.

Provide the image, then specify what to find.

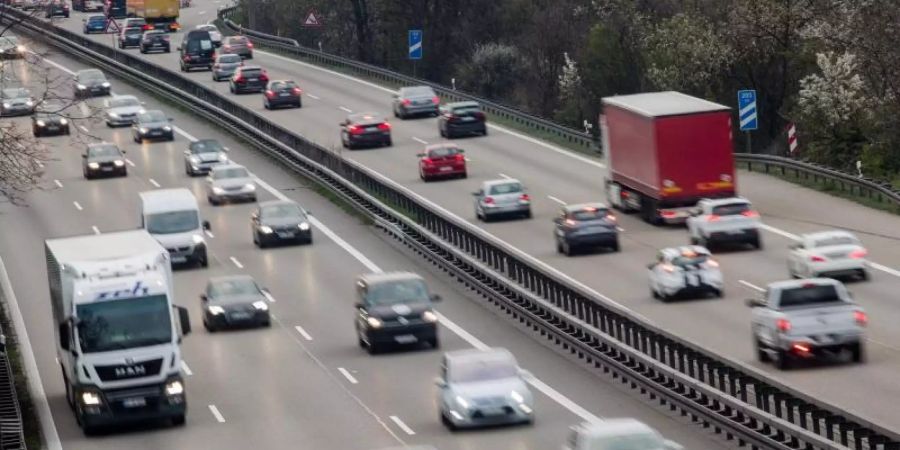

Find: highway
0;35;724;448
38;0;900;431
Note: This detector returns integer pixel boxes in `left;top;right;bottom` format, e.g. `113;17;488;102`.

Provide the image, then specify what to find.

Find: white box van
140;188;210;267
563;419;683;450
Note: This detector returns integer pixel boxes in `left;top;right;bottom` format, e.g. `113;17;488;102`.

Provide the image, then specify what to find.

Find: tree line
241;0;900;184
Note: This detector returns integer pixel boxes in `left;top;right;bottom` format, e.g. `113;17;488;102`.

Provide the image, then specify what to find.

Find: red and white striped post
787;122;798;155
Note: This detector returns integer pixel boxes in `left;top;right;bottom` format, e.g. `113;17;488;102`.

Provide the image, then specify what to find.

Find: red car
418;143;466;181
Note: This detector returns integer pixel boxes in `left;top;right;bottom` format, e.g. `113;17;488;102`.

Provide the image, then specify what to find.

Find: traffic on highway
0;0;899;448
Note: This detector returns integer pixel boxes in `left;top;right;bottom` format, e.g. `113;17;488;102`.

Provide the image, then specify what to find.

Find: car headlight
189;156;201;164
298;222;310;231
2;103;9;108
113;160;125;167
36;119;45;126
15;45;24;52
510;390;524;403
455;396;470;409
244;183;256;191
366;317;382;329
219;153;228;162
25;100;33;106
212;187;225;194
59;118;68;125
208;305;225;315
108;112;119;118
139;127;149;134
163;125;172;131
87;162;99;169
101;82;110;87
164;379;184;396
252;300;268;311
138;108;146;114
192;234;205;244
422;311;438;323
77;84;86;90
81;391;102;406
259;225;273;234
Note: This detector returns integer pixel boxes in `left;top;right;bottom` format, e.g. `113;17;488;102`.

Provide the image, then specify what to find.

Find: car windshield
403;87;433;97
213;167;249;179
190;139;223;153
76;294;172;353
139;111;167;122
813;236;859;247
779;285;844;308
1;88;28;99
428;146;460;158
450;358;517;383
88;145;120;158
570;208;608;221
146;210;199;234
488;182;522;195
79;70;105;82
271;81;297;90
108;96;139;108
218;54;241;64
671;254;709;267
365;279;429;306
584;433;663;450
711;203;750;216
260;204;304;220
209;278;260;298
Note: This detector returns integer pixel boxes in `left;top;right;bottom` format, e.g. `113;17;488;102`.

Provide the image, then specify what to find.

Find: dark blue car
83;15;107;34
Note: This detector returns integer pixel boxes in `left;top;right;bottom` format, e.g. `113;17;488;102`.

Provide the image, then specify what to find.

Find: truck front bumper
78;376;186;428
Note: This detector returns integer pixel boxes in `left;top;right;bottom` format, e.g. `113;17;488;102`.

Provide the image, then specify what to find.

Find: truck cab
140;188;210;267
686;197;762;250
563;419;683;450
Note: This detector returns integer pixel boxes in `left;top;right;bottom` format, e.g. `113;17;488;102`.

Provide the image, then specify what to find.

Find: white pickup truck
686;197;762;250
747;278;867;370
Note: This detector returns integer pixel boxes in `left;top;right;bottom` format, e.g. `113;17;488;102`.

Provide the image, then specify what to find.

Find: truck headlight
252;300;268;311
422;311;437;323
88;162;99;169
192;234;205;244
366;317;382;329
60;118;68;125
165;379;184;396
208;305;225;315
81;391;102;406
298;222;310;231
244;183;255;191
113;160;125;167
258;225;273;234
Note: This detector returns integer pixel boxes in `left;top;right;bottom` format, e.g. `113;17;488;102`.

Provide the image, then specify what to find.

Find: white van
563;419;683;450
140;188;210;267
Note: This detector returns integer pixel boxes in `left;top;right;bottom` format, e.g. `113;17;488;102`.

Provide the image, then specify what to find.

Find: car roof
258;199;299;209
602;91;729;118
207;274;256;286
357;271;424;286
348;112;384;124
563;202;608;213
447;101;479;109
445;347;516;367
701;197;749;207
76;69;103;76
140;188;198;212
211;163;247;172
802;230;857;242
572;419;657;439
424;143;460;151
484;178;522;187
766;278;842;291
660;245;711;259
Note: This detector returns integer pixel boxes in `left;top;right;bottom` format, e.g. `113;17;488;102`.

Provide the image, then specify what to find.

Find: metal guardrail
215;6;600;153
216;6;900;213
0;285;26;449
19;8;900;450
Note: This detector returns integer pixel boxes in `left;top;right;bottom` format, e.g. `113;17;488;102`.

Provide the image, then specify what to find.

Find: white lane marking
73;201;83;211
208;405;225;423
198;10;206;14
294;325;313;341
173;125;198;142
0;258;63;450
547;195;566;205
181;361;193;376
870;262;900;278
78;102;89;116
125;158;135;167
262;290;276;302
760;224;799;241
223;147;230;151
307;93;320;100
229;256;244;269
616;226;626;232
78;125;89;133
204;229;215;238
739;280;764;292
149;178;161;188
33;159;44;168
498;173;512;180
412;137;428;145
465;157;472;162
39;57;75;75
337;367;358;385
389;416;415;435
339;106;353;113
53;179;63;188
259;49;396;94
91;225;100;235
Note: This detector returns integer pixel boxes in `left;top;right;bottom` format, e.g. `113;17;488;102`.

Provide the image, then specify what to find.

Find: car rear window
452;105;481;115
125;28;142;35
489;183;522;195
270;81;297;90
778;285;844;308
241;69;262;77
712;203;750;216
428;146;460;158
570;208;608;221
813;236;859;247
218;54;241;63
672;254;709;267
403;86;434;97
228;36;248;44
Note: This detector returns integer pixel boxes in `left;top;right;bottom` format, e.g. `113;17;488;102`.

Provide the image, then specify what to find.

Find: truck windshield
583;433;662;450
146;210;199;234
76;295;172;353
779;285;844;308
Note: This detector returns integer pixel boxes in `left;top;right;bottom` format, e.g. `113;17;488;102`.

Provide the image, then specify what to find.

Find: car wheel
428;337;439;349
263;100;269;110
752;236;763;250
562;241;573;256
203;320;215;332
439;126;445;138
774;349;791;370
459;171;468;179
482;127;488;136
171;414;186;427
859;269;869;281
133;134;140;143
140;48;146;54
689;235;698;245
208;196;218;206
384;138;392;147
296;100;302;108
713;288;723;298
523;210;532;219
850;342;865;363
556;239;563;254
366;340;380;355
440;410;456;431
610;240;620;252
754;337;770;362
229;85;235;94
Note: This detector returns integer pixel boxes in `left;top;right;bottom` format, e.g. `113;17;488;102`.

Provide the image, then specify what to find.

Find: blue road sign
738;89;758;131
408;29;423;60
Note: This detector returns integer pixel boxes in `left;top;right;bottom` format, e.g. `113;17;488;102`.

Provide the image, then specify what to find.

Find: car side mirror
121;150;127;154
647;263;656;270
434;377;447;388
176;306;191;336
354;302;363;309
430;294;442;303
745;298;763;308
200;293;208;302
416;153;425;157
202;220;211;230
81;153;87;158
58;321;70;351
472;191;482;196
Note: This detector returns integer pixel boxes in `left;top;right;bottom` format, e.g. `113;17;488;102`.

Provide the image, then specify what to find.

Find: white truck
46;230;192;434
563;419;683;450
747;278;866;370
686;197;762;251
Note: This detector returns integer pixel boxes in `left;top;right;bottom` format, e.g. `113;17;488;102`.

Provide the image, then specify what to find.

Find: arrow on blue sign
738;89;757;131
408;30;423;60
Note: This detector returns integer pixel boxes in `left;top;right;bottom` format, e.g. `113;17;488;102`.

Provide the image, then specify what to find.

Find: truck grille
94;358;163;382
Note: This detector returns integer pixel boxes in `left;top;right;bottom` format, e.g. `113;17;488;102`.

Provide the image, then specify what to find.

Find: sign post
408;29;422;77
738;89;758;153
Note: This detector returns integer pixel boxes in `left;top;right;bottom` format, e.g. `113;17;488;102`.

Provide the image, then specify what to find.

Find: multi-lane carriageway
0;29;725;450
3;0;900;446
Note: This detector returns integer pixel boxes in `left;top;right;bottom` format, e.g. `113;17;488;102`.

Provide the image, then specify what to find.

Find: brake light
347;125;364;135
849;249;868;259
741;210;760;218
182;55;191;62
432;96;440;104
421;157;433;165
606;214;617;222
454;153;465;162
291;87;302;95
854;310;868;326
705;259;719;268
402;98;411;106
791;342;811;354
473;111;486;120
247;42;254;48
377;122;391;131
446;114;459;122
483;196;494;204
810;255;826;262
707;214;720;222
661;211;677;219
661;264;675;273
776;318;791;332
234;75;246;83
259;74;269;82
519;194;531;202
142;24;152;30
265;90;275;98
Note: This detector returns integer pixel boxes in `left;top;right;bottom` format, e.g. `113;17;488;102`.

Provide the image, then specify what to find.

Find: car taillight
707;214;720;222
247;42;254;48
474;111;486;120
705;259;719;268
776;318;791;332
742;210;760;218
259;74;269;82
432;96;440;104
234;75;245;83
291;87;302;95
223;45;231;50
421;157;433;165
519;194;530;202
854;310;868;326
661;264;675;273
810;255;826;262
564;219;577;226
182;55;191;62
377;123;391;131
142;24;152;30
347;125;363;135
849;249;868;259
483;196;494;204
213;64;220;69
402;98;411;106
661;211;677;219
265;90;275;97
446;114;459;122
454;153;465;162
791;342;811;354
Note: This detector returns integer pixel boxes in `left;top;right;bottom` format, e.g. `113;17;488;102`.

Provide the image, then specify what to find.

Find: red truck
601;91;736;225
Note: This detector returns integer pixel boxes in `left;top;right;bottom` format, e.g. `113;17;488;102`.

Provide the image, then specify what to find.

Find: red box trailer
601;91;735;225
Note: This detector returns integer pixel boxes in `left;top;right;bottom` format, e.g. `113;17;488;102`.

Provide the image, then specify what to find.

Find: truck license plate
123;397;146;408
394;334;417;344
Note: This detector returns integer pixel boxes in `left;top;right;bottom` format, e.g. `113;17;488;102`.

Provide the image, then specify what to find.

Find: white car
563;419;683;450
686;197;762;250
788;231;869;281
195;24;222;47
206;164;256;205
104;95;145;127
648;246;723;301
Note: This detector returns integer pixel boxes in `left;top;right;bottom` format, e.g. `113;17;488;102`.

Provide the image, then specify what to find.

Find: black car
32;102;70;137
354;272;440;354
553;202;620;255
178;29;214;72
229;65;268;94
82;143;127;179
201;275;271;332
263;80;302;109
251;200;312;248
74;69;111;98
340;112;392;149
132;109;174;142
140;30;170;53
438;101;488;138
118;26;143;49
45;0;69;17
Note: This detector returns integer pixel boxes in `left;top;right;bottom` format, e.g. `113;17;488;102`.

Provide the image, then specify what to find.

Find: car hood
211;177;253;189
88;155;123;163
210;294;265;307
450;378;529;401
260;216;306;228
150;229;198;247
367;302;431;320
193;151;223;163
137;120;169;128
108;105;143;116
3;97;32;105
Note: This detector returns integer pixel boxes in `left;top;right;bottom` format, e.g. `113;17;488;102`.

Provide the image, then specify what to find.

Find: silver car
473;179;532;221
184;138;228;176
437;348;534;430
212;53;242;81
392;85;439;119
206;163;256;205
0;87;34;116
787;230;869;280
104;95;145;127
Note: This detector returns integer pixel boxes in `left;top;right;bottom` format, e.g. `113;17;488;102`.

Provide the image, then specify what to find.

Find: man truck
126;0;179;31
601;91;736;225
46;230;191;434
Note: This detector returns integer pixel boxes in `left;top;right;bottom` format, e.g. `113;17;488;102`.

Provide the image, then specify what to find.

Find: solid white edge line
208;404;225;423
262;290;276;303
181;361;193;376
498;173;512;179
738;280;764;292
125;158;135;167
547;195;566;205
149;178;161;188
294;325;312;341
91;225;100;235
78;125;89;133
204;229;215;238
172;126;197;142
412;137;427;145
388;415;415;435
339;106;353;113
337;367;358;385
0;258;63;450
229;256;243;269
307;94;320;100
53;179;62;188
73;201;83;211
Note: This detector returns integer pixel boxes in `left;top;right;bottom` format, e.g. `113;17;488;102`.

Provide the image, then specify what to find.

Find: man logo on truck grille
115;364;147;378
